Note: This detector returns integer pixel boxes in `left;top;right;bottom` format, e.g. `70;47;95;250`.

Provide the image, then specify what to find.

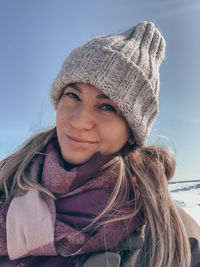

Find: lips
65;134;97;149
66;134;96;143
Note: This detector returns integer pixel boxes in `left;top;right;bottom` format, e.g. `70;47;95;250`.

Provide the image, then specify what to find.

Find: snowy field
168;180;200;225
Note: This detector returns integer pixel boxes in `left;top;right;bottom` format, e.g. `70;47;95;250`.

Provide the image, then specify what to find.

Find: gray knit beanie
50;21;166;147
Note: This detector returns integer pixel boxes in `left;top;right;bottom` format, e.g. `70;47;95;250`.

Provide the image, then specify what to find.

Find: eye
100;103;117;113
64;92;80;100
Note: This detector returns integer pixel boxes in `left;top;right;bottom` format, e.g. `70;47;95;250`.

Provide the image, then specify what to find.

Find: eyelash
64;92;117;113
65;92;78;99
99;103;117;113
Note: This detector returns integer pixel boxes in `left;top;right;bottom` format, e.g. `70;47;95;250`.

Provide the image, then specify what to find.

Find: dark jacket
82;206;200;267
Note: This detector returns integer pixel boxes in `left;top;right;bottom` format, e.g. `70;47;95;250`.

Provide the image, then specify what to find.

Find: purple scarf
0;139;145;266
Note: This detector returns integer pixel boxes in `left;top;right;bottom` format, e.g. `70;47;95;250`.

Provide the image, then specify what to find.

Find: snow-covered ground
168;180;200;225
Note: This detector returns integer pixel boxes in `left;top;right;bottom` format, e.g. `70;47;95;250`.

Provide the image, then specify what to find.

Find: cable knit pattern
50;21;166;146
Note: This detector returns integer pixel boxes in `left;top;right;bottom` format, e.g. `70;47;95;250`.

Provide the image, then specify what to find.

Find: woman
0;21;200;267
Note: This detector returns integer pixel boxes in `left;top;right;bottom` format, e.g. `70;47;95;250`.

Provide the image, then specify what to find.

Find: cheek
111;124;129;143
56;105;69;134
100;118;130;152
56;109;63;131
56;100;77;127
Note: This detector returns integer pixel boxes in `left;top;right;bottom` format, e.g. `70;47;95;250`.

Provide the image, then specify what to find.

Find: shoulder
82;252;121;267
176;205;200;266
81;229;145;267
176;205;200;238
82;207;200;267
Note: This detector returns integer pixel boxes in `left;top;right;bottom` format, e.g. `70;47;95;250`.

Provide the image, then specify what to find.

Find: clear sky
0;0;200;181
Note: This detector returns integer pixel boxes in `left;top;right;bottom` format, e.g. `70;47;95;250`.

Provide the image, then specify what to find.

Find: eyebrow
68;83;110;99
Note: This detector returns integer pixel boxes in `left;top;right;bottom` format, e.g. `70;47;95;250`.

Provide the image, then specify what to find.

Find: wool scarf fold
0;138;145;266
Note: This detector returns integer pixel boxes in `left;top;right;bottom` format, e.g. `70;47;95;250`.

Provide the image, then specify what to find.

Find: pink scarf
0;138;145;266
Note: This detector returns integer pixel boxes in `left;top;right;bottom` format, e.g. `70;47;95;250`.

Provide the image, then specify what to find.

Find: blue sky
0;0;200;180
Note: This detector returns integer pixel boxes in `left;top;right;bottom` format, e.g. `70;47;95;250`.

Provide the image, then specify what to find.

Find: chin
61;152;95;166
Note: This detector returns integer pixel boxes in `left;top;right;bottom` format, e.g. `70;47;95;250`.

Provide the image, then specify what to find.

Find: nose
70;105;96;130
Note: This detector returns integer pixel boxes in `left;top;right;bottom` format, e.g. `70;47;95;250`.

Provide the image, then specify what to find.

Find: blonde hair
0;128;56;205
0;128;191;266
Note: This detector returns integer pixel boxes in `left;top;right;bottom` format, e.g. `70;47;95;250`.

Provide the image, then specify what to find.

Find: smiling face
56;82;131;165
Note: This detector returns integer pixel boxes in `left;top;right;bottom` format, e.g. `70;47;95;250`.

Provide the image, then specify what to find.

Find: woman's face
56;82;131;165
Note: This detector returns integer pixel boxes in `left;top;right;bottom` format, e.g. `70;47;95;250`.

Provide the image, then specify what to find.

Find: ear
128;134;135;145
